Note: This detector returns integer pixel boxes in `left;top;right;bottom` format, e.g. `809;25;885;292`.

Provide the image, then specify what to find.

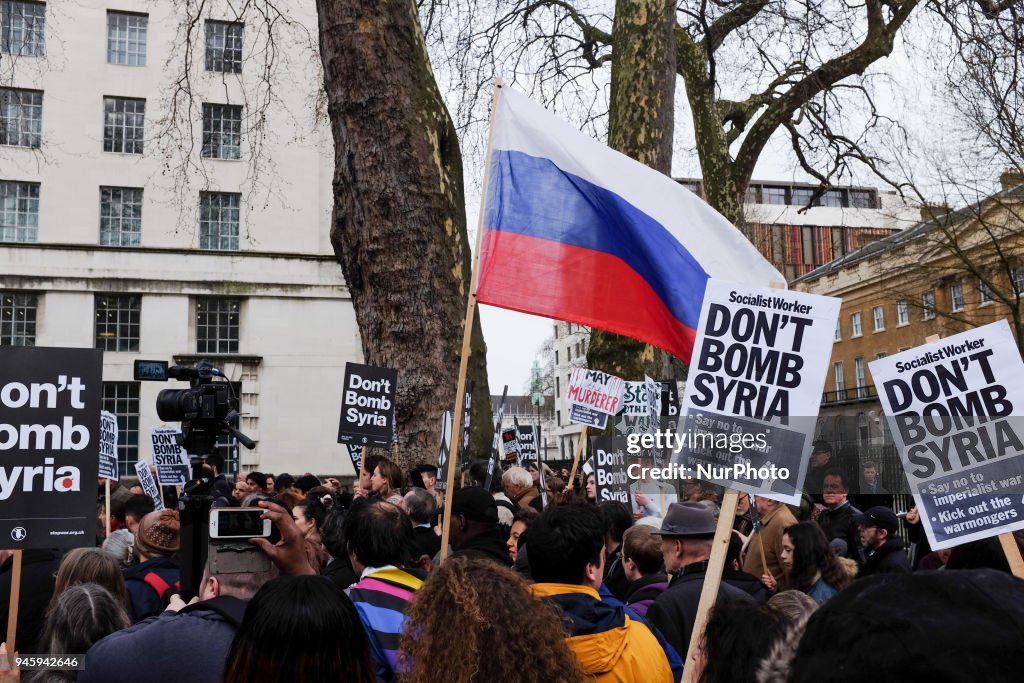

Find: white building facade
1;1;359;478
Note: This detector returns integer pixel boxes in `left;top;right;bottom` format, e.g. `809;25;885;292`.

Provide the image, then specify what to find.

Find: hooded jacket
532;583;673;683
347;566;424;682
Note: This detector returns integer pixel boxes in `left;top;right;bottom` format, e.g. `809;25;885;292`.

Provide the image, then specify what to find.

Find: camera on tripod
134;359;255;455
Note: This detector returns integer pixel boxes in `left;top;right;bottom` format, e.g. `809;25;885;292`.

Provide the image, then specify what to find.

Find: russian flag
476;87;783;362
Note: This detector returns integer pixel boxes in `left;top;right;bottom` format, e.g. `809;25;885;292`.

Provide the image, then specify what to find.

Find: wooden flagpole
5;550;23;654
567;425;589;491
440;79;504;563
682;490;738;682
105;480;111;537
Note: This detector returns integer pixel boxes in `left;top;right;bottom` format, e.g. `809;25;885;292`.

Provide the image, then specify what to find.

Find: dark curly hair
399;557;587;683
783;521;852;593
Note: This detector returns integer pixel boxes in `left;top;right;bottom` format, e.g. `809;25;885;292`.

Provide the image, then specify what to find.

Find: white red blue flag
476;87;783;361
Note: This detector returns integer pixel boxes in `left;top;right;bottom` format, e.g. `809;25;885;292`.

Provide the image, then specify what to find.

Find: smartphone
209;507;272;540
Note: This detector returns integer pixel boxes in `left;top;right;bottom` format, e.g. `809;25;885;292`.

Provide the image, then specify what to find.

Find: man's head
858;506;899;550
413;464;438;492
246;472;269;494
822;470;850;509
134;509;180;562
199;554;279;601
124;494;156;536
754;495;781;517
654;502;717;573
598;501;633;552
528;504;606;588
502;467;532;499
810;440;832;468
401;487;437;526
342;498;412;574
449;486;499;546
862;462;878;486
232;479;249;501
622;524;663;581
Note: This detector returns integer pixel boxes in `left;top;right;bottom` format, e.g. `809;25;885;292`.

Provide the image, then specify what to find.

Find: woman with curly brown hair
399;556;587;683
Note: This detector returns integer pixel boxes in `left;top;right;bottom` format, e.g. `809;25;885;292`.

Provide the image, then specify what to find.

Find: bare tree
316;0;492;469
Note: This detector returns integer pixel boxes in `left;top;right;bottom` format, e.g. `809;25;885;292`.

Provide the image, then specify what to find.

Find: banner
134;460;164;511
484;386;509;490
568;368;625;429
501;427;521;461
516;422;538;466
0;347;102;549
461;379;473;460
674;280;840;504
436;410;453;493
99;410;119;481
152;428;191;486
337;362;398;448
592;436;629;503
871;320;1024;550
346;443;363;475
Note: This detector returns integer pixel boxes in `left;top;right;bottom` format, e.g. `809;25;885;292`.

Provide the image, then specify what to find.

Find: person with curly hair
763;521;851;604
399;556;587;683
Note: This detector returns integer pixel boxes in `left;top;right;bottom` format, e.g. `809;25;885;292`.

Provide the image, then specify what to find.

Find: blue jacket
80;595;246;683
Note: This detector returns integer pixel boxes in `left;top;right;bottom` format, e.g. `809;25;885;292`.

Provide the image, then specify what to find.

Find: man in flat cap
645;502;756;658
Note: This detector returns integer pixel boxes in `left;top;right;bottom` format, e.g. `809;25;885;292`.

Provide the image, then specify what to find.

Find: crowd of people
2;441;1024;682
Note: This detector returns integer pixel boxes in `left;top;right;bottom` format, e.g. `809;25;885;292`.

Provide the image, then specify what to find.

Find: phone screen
214;509;265;538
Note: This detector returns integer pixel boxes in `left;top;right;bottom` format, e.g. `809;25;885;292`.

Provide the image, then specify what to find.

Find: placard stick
999;533;1024;579
105;480;111;537
682;490;738;683
5;549;23;654
567;425;589;489
439;79;504;564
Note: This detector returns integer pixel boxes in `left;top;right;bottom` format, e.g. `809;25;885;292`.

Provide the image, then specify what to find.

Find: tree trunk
588;0;685;382
316;0;491;470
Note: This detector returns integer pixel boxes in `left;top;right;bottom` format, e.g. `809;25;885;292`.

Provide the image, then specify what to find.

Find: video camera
135;359;255;455
135;359;258;599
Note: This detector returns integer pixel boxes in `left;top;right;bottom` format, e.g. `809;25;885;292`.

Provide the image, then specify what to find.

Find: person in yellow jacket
527;505;673;682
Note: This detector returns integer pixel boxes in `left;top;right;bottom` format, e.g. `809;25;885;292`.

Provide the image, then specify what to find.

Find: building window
922;290;936;320
1012;268;1024;295
0;180;38;242
974;280;991;307
834;361;845;400
566;346;571;362
791;187;816;206
554;350;559;365
1;291;35;345
106;11;147;65
99;186;142;246
205;20;242;73
103;97;145;154
0;88;41;147
763;186;787;205
834;319;841;342
876;352;887;360
897;299;909;326
555;376;560;398
94;294;140;352
851;312;862;337
850;190;876;209
202;103;242;160
556;410;561;427
854;357;866;398
872;306;885;331
821;190;844;208
199;192;240;250
196;297;240;354
950;282;964;312
1;1;45;56
102;381;139;476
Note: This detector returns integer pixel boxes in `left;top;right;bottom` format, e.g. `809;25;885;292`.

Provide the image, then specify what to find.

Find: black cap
855;506;899;533
413;464;439;475
811;440;832;453
451;487;498;524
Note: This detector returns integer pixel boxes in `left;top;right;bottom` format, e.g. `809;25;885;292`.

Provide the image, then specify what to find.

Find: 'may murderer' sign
0;347;102;549
337;363;398;448
568;368;625;429
675;280;840;504
871;320;1024;549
